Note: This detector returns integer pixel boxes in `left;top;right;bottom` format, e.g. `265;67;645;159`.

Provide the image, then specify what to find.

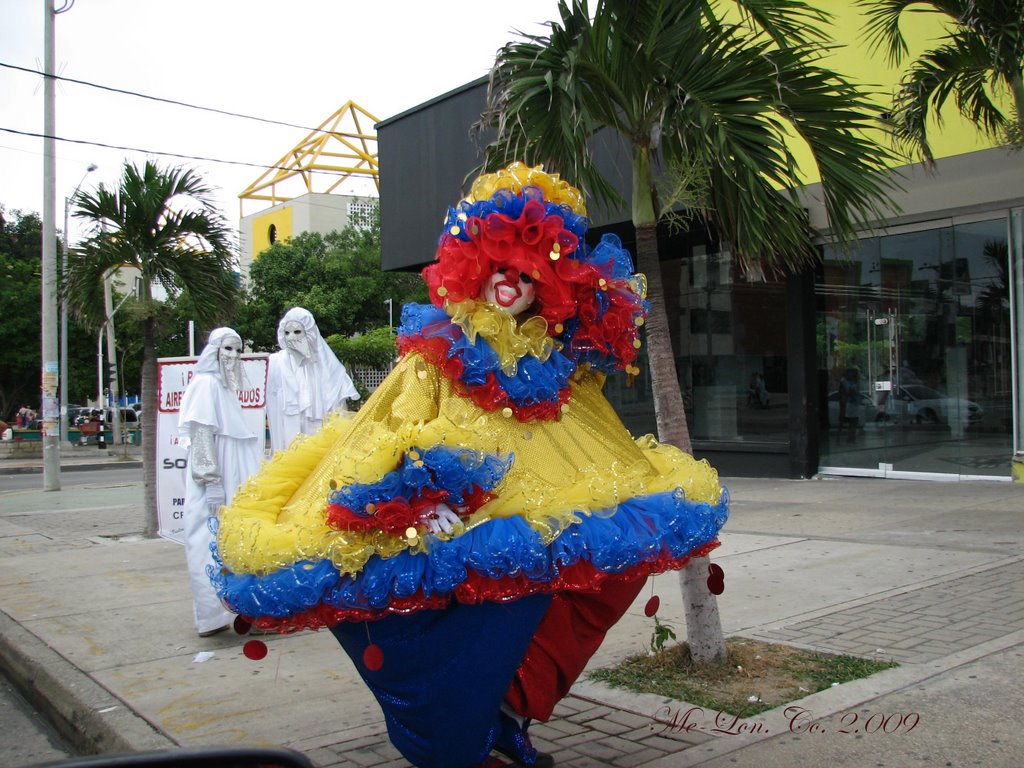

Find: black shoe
494;713;554;768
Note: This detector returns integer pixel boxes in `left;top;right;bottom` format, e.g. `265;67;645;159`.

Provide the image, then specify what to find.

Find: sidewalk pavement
0;441;143;475
1;451;1022;767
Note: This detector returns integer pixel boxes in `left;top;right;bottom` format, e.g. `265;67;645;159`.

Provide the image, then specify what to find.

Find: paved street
0;449;1022;766
0;676;75;766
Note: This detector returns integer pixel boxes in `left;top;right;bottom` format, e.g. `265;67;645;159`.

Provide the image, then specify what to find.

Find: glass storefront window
816;217;1013;478
606;243;790;444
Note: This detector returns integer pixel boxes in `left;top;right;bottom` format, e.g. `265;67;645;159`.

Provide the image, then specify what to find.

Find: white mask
282;320;313;360
219;335;243;390
482;267;536;317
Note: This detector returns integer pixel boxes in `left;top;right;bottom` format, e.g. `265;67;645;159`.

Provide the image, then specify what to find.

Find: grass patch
588;637;897;717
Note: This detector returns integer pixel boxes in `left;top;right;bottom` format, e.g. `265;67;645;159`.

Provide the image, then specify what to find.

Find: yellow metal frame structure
239;101;380;216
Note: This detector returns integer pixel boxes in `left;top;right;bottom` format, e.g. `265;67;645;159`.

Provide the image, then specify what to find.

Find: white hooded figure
178;327;263;636
266;307;359;454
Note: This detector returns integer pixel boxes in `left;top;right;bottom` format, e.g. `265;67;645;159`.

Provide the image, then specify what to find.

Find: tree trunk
141;315;159;537
678;555;727;664
631;150;727;665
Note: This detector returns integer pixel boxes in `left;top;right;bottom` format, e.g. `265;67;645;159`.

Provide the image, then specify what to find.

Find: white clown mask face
482;267;536;317
282;321;313;359
219;334;243;388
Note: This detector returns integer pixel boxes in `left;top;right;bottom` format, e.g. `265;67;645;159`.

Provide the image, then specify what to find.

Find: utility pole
103;276;123;452
41;0;60;491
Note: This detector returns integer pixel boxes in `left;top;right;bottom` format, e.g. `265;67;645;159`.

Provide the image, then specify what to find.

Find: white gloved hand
422;503;462;535
205;482;226;513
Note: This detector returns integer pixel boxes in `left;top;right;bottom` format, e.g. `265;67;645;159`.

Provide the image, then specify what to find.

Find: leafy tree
480;0;897;663
860;0;1024;160
0;208;43;422
65;161;238;536
109;290;209;399
236;207;426;351
0;207;113;421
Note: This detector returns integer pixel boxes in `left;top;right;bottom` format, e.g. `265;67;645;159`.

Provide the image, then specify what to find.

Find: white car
892;385;983;425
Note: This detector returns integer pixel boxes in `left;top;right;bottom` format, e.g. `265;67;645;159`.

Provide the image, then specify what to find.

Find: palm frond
482;0;898;266
67;160;237;329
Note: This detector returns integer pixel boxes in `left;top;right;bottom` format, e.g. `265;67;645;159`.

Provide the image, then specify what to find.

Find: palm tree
480;0;897;663
65;160;238;536
859;0;1024;160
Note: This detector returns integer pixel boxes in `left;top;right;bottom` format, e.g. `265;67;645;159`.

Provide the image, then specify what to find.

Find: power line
0;60;339;135
0;125;374;179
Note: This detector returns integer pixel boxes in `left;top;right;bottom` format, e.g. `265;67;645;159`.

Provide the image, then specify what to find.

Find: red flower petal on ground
644;595;661;617
243;640;268;660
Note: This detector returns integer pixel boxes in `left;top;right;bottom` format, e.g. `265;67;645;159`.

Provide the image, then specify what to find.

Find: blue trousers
331;593;552;768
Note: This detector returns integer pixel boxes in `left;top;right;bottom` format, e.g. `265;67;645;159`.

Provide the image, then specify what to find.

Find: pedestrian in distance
178;328;263;637
266;307;359;455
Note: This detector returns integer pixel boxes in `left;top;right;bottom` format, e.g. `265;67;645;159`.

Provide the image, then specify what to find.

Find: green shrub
326;327;398;371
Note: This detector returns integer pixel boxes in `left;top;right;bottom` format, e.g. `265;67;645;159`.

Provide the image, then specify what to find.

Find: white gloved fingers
424;503;461;535
205;483;226;512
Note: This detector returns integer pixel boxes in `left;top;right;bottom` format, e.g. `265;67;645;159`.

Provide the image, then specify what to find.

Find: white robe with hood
266;307;359;454
178;328;263;634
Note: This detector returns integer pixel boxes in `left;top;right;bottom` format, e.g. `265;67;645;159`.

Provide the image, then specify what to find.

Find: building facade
375;18;1023;481
238;192;378;285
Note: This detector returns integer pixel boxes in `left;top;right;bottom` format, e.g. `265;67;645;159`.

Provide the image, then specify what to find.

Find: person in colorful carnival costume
213;164;728;768
266;306;360;455
179;328;263;637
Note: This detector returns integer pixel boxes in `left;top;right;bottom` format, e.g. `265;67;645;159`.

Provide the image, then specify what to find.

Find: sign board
155;354;268;543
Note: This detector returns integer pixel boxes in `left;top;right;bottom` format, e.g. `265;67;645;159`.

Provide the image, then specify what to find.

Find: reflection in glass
816;217;1012;478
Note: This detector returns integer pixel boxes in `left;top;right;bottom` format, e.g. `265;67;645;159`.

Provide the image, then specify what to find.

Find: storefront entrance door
817;216;1014;479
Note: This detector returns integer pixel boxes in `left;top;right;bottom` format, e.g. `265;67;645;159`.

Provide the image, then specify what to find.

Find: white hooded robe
178;328;263;634
266;307;359;454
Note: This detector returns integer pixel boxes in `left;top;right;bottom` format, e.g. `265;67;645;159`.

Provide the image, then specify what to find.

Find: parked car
75;407;140;444
891;385;983;425
74;408;139;426
67;406;93;425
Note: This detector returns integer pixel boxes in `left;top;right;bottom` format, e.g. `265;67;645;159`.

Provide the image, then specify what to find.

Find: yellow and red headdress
422;163;648;374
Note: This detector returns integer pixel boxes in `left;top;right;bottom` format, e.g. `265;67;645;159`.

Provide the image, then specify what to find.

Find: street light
385;298;393;328
61;162;97;445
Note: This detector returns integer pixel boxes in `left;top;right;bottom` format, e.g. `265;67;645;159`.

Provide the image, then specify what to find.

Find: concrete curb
0;460;142;476
0;609;175;756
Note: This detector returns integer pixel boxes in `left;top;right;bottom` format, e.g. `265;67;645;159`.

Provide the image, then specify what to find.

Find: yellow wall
822;3;999;162
721;2;1009;184
251;207;294;259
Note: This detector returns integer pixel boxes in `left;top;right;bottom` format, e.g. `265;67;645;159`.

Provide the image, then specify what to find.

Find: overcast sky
1;0;560;242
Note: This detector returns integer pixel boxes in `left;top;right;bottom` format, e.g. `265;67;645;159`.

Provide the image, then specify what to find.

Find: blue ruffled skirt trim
213;487;729;621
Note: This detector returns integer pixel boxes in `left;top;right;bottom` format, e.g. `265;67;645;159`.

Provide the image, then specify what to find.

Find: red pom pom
707;563;725;595
363;643;384;671
644;595;660;617
243;640;268;660
233;616;252;635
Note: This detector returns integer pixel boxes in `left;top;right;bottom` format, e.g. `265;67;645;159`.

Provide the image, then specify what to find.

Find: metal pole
96;325;105;449
41;0;60;490
103;277;122;452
